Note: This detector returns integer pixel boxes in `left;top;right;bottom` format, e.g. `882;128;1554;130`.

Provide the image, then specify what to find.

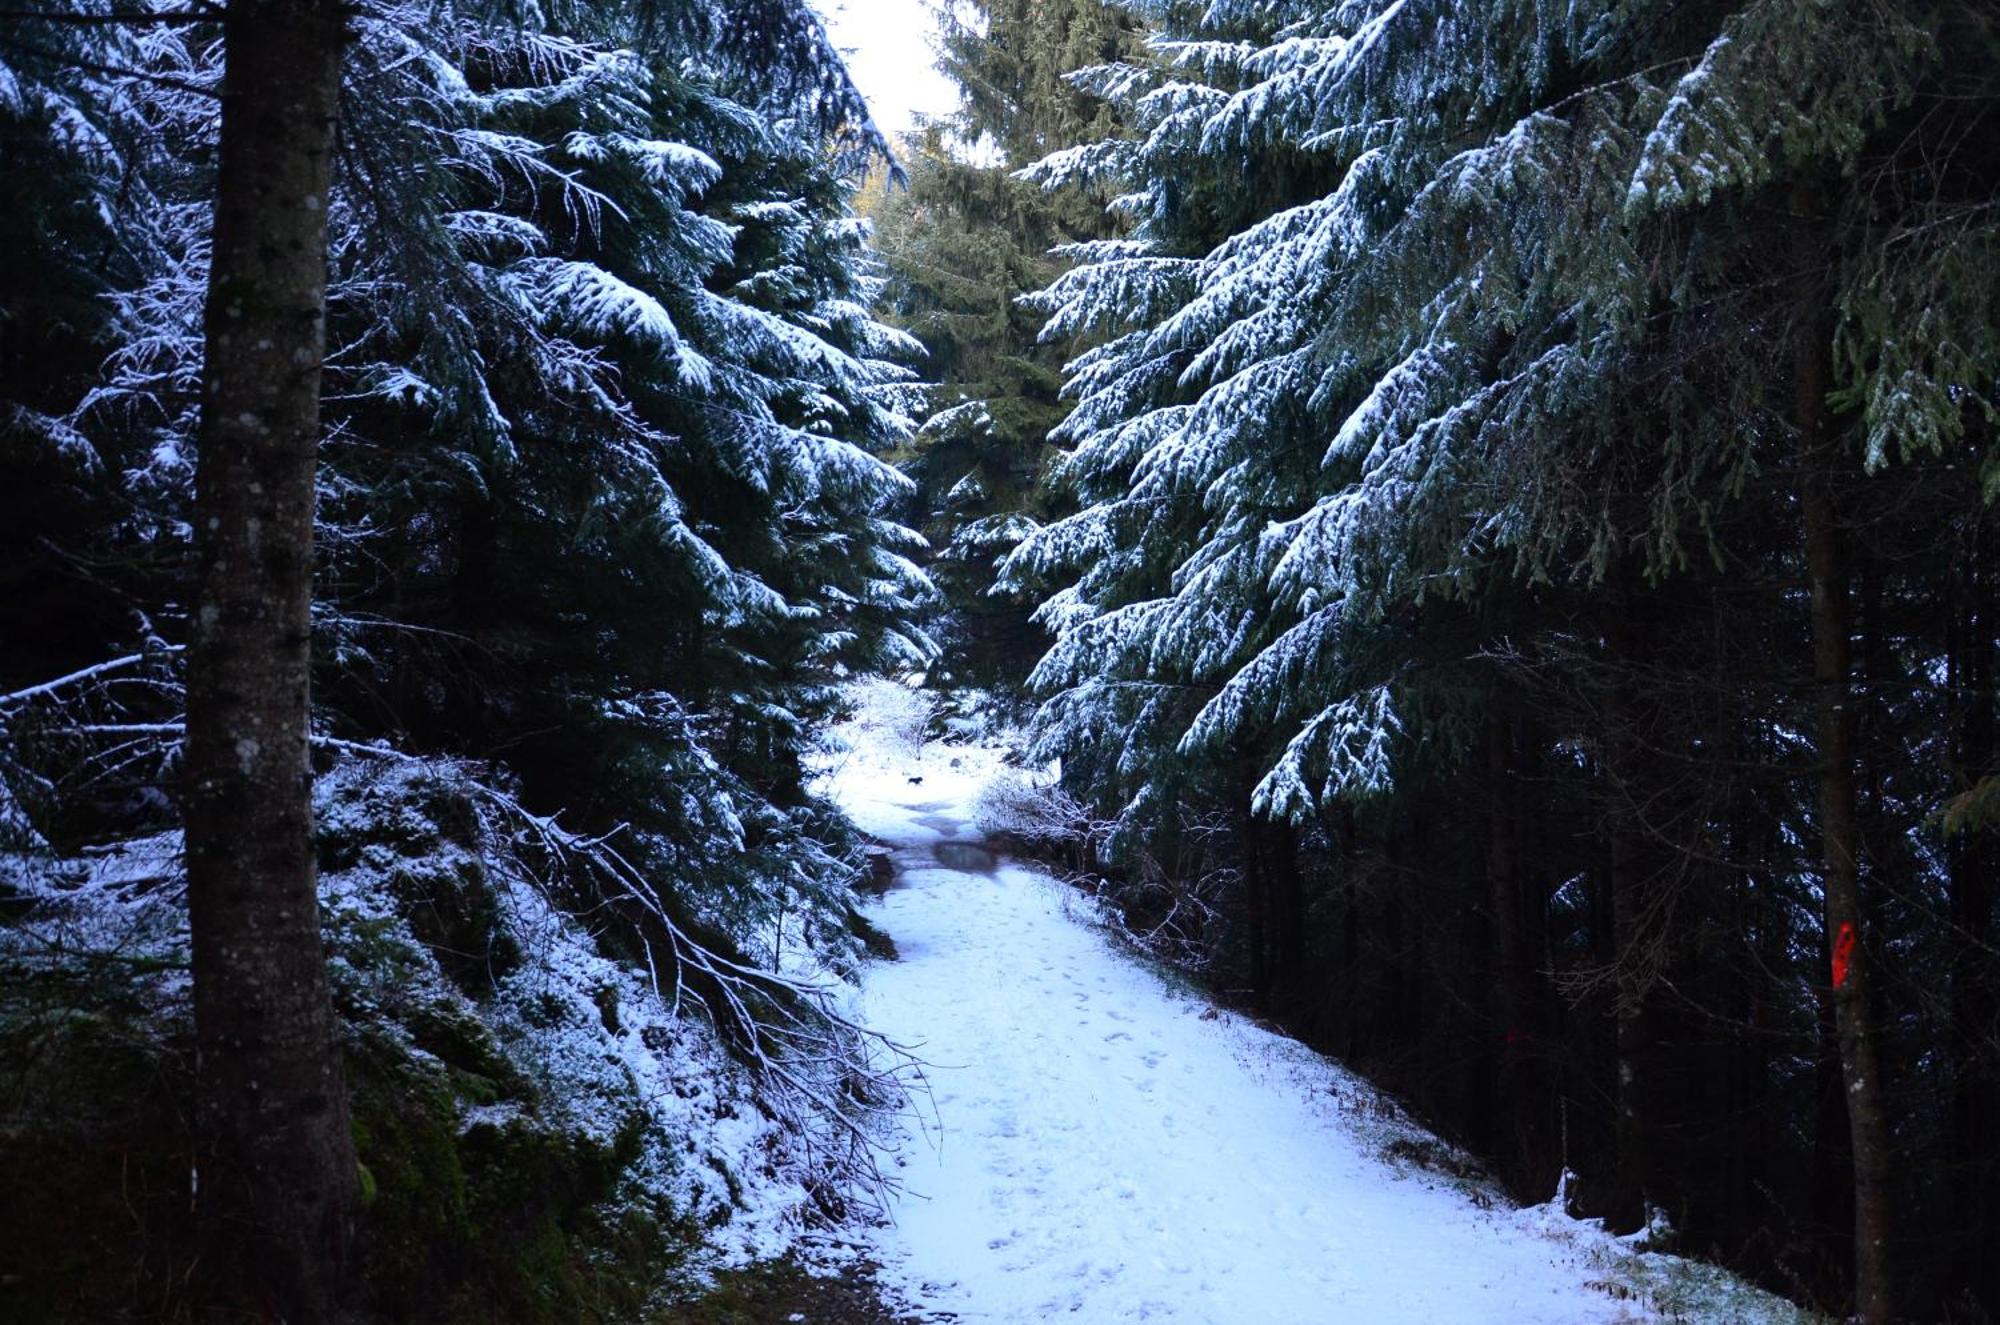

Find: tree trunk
1250;811;1306;1014
185;2;356;1320
1602;584;1662;1233
1791;233;1898;1325
1486;711;1544;1189
1333;802;1361;1060
1234;766;1271;1007
1607;784;1656;1231
1811;954;1855;1303
1240;828;1270;1006
1729;769;1780;1245
1949;509;1996;1312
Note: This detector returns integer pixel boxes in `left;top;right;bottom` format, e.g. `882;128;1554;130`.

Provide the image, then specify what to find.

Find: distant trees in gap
868;0;1145;699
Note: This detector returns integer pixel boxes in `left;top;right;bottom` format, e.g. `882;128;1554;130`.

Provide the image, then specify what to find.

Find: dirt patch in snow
929;841;998;873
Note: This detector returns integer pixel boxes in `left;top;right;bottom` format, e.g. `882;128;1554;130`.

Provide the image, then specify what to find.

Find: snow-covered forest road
826;732;1730;1325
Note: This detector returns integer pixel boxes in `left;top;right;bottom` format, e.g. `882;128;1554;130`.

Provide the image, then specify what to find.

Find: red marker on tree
1832;920;1858;990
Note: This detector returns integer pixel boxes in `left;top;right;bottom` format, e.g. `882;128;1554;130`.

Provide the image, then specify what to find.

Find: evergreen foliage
1003;0;2000;1316
1;0;928;962
0;0;928;1311
868;0;1143;695
1;0;1996;1317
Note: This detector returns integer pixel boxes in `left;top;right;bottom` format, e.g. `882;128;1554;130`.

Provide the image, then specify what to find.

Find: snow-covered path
824;721;1789;1325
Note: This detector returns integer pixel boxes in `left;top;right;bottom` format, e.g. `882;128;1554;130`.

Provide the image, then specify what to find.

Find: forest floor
814;690;1819;1325
656;1257;920;1324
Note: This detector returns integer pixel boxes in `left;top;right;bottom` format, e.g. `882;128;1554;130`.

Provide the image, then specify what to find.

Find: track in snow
830;746;1658;1325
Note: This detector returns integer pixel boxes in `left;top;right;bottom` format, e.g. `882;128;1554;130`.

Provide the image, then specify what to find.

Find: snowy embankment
819;684;1814;1325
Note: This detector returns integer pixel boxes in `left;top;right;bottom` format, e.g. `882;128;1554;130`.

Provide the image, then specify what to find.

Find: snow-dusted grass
819;689;1821;1324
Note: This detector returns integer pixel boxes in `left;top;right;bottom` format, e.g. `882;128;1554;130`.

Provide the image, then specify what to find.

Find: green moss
7;762;732;1325
0;992;713;1325
347;1040;473;1313
0;978;197;1323
593;983;623;1035
319;769;521;991
449;1064;505;1105
331;905;429;981
405;999;519;1087
455;1120;629;1325
377;855;520;991
344;1040;695;1324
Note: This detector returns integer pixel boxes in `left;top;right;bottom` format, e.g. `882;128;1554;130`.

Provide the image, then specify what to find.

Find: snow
820;686;1811;1324
315;757;839;1268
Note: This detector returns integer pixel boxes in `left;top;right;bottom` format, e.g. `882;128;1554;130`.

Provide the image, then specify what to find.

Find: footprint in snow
1104;1030;1133;1043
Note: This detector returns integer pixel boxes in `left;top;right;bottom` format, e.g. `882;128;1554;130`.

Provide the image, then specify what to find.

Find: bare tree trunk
1811;957;1855;1301
1728;768;1780;1242
1332;801;1361;1060
1949;508;1996;1312
1486;711;1543;1189
1251;811;1306;1014
1234;766;1271;1007
1791;233;1898;1325
185;1;356;1319
1602;584;1662;1233
1607;783;1657;1230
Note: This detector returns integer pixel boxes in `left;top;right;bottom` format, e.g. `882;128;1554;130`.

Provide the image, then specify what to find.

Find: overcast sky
815;0;962;140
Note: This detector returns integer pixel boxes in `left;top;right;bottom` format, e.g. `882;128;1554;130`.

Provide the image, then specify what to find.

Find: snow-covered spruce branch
0;652;188;832
0;649;182;711
3;704;925;1207
316;737;924;1213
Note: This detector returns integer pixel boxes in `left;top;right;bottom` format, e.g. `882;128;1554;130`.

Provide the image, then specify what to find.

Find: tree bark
1949;509;1995;1312
185;1;355;1319
1607;779;1657;1231
1791;231;1898;1325
1332;801;1361;1060
1250;811;1306;1014
1234;765;1271;1007
1602;581;1662;1233
1486;711;1545;1191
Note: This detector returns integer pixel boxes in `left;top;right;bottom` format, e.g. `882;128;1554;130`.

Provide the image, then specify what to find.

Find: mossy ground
0;978;199;1323
654;1258;925;1324
0;767;760;1324
0;974;705;1325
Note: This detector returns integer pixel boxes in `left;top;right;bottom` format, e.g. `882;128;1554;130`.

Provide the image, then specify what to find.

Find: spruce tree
869;0;1142;695
0;0;925;1310
1005;1;2000;1315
